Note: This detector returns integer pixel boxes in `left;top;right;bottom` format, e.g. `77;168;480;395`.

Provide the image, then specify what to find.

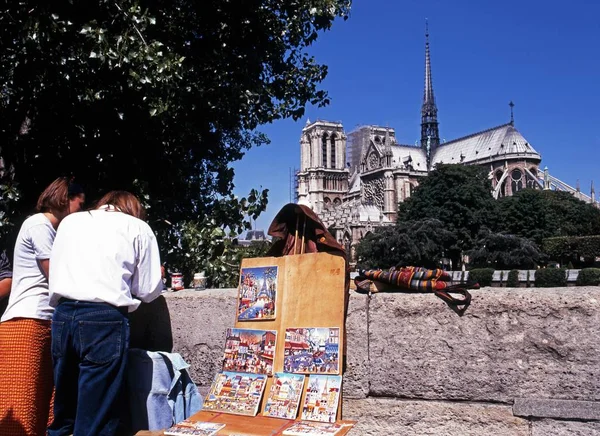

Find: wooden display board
136;252;352;435
234;252;346;418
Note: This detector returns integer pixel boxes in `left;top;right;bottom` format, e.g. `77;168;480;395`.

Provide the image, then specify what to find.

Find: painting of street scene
237;266;278;321
282;421;345;436
202;371;268;416
263;373;306;419
222;328;277;376
300;375;342;423
284;328;340;374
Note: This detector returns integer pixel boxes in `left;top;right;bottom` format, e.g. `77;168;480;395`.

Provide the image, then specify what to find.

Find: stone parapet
162;286;600;435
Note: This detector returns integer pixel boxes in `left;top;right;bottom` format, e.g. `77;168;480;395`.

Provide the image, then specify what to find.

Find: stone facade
163;286;600;435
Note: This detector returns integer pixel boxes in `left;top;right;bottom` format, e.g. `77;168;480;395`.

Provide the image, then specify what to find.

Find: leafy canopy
397;164;498;263
0;0;351;278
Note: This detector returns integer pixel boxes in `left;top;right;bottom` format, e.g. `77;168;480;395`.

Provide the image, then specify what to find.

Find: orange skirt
0;318;54;436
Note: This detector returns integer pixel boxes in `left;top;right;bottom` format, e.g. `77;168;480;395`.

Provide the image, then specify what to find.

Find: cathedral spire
421;19;440;170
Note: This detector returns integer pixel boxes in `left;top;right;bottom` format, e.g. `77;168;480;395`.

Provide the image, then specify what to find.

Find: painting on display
283;328;340;374
237;266;278;321
300;375;342;423
282;421;347;436
164;420;226;436
222;328;277;376
202;371;268;417
263;373;306;419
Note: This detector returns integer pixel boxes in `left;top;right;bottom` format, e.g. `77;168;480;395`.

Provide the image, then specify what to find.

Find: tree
469;231;544;270
355;219;455;270
0;0;351;280
498;189;600;245
397;164;498;267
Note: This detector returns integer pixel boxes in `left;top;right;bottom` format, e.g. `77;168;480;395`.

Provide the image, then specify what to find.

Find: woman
48;191;163;436
0;177;85;436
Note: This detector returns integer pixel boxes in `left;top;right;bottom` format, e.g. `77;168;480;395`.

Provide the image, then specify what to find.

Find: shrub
506;269;519;287
468;268;495;287
576;268;600;286
535;268;567;287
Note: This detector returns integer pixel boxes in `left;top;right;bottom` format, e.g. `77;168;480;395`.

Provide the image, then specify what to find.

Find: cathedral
296;27;597;260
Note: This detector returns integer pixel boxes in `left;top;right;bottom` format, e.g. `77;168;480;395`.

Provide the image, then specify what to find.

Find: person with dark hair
0;176;85;436
48;190;163;436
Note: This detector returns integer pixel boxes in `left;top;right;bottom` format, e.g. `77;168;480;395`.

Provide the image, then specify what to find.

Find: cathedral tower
420;21;440;169
297;120;348;213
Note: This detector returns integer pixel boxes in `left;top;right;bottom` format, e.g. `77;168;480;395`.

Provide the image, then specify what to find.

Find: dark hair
68;182;84;197
95;191;146;220
36;177;70;213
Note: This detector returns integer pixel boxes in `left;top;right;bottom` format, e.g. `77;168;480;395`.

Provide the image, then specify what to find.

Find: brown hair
36;177;70;213
95;191;146;220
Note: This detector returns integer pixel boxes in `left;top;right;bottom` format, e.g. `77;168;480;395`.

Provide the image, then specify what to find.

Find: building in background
296;26;597;261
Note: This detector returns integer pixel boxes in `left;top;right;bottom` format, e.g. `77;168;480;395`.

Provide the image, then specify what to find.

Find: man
48;191;163;436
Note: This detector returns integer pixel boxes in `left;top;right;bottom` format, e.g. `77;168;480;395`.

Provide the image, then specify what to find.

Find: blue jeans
48;300;129;436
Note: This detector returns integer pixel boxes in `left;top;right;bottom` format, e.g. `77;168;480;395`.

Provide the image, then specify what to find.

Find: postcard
300;375;342;423
284;328;340;374
263;372;306;419
282;421;345;435
164;419;226;436
222;328;277;376
202;371;268;417
237;266;278;321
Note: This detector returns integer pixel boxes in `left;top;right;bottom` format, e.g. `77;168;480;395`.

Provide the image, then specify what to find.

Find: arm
131;231;163;303
0;278;11;300
39;259;50;279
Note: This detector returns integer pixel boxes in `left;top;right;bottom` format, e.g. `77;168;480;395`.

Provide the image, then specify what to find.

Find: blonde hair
36;177;70;214
95;191;146;220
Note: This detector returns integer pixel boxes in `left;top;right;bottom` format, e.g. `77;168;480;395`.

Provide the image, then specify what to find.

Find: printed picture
202;371;268;417
282;421;346;436
300;375;342;423
222;328;277;376
237;266;278;321
164;420;226;436
284;328;340;374
263;373;306;419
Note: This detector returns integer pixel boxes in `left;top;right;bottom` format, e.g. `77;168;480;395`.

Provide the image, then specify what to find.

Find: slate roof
431;123;541;166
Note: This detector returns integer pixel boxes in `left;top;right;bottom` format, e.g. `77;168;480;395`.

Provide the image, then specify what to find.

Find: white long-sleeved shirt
49;207;163;312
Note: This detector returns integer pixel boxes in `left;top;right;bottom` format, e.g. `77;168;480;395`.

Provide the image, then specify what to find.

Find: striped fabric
361;266;453;292
355;266;474;313
0;318;54;436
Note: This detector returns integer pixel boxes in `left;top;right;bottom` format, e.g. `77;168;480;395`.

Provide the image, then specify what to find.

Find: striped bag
354;266;477;313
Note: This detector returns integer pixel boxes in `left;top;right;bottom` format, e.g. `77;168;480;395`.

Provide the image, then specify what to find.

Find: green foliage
355;219;455;270
397;164;498;267
468;268;495;287
498;189;600;245
469;232;544;269
535;268;567;287
542;235;600;267
576;268;600;286
0;0;349;282
171;188;269;287
506;269;519;287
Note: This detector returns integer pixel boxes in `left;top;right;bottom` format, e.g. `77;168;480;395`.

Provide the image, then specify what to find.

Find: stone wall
162;287;600;435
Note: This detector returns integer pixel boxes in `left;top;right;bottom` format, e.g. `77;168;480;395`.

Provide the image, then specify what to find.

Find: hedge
576;268;600;286
542;235;600;263
468;268;495;287
535;268;567;287
506;269;519;287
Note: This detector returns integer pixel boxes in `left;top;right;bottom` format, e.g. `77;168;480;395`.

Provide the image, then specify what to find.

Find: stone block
343;398;528;436
532;419;600;436
342;292;369;399
165;289;237;396
513;398;600;421
367;288;600;402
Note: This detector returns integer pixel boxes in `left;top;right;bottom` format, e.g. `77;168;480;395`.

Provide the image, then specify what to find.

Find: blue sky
232;0;600;232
